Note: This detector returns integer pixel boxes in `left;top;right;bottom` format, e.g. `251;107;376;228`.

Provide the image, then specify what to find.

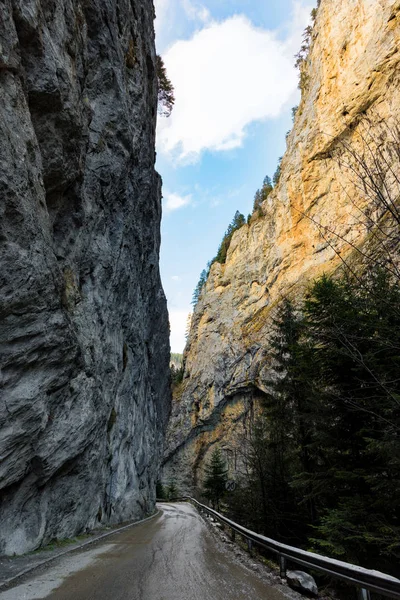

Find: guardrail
170;497;400;600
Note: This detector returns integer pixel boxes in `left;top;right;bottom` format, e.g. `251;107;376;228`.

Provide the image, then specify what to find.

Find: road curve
0;503;290;600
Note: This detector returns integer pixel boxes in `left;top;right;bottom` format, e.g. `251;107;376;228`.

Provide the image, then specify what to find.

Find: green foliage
298;71;310;93
170;353;184;385
227;299;314;542
227;411;308;542
156;55;175;117
170;353;183;366
291;105;298;122
226;268;400;574
294;16;316;92
167;480;179;500
202;448;228;510
273;157;282;186
261;175;273;198
192;269;208;306
294;26;312;71
213;211;246;265
253;176;273;216
300;270;400;569
156;481;167;500
311;7;318;22
171;363;184;385
253;189;263;214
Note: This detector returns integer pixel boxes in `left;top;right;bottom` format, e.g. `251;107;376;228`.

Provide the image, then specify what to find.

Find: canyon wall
163;0;400;492
0;0;170;555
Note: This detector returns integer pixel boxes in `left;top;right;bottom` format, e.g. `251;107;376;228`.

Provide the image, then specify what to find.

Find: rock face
0;0;170;555
163;0;400;492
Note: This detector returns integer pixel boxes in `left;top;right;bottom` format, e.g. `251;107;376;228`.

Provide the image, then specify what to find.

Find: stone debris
286;571;318;597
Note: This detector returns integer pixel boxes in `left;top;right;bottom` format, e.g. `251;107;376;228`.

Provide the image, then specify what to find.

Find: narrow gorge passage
0;503;292;600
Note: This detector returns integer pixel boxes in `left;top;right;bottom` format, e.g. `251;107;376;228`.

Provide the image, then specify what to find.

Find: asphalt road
0;503;289;600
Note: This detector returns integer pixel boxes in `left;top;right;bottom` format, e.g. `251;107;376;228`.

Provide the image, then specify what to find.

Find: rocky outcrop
163;0;400;492
286;571;318;597
0;0;170;555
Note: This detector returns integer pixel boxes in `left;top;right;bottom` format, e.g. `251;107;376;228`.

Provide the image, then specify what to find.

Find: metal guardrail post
247;538;253;556
231;528;236;542
358;589;371;600
279;555;287;579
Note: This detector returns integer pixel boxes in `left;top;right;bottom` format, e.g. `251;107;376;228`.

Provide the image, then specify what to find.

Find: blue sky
155;0;316;352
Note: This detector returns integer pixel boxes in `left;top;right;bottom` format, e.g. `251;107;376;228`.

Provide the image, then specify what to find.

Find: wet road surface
0;503;289;600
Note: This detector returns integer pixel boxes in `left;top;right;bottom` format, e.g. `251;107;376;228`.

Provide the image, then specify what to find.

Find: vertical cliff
0;0;170;555
163;0;400;492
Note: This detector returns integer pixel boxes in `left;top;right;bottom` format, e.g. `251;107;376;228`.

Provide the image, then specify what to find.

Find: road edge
0;509;161;592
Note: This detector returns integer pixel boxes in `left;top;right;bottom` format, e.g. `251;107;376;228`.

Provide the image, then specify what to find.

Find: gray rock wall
0;0;170;556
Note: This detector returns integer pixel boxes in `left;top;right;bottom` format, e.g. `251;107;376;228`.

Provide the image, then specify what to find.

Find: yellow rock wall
162;0;400;492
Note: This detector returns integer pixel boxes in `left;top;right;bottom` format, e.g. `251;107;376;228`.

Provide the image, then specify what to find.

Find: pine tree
171;363;184;385
192;269;208;306
203;448;228;510
224;268;400;573
303;270;400;570
261;175;273;200
252;176;273;217
273;157;282;186
156;481;167;500
167;480;178;500
156;55;175;117
263;299;316;540
253;189;262;213
229;210;246;231
214;211;245;264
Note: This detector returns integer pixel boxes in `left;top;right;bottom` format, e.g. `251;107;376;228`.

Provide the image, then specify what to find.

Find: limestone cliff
0;0;170;555
163;0;400;492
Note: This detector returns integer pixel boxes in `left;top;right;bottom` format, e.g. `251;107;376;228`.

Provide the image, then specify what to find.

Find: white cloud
157;5;313;163
283;1;315;57
171;275;181;281
154;0;211;51
182;0;210;23
164;192;192;212
210;198;221;208
169;309;191;353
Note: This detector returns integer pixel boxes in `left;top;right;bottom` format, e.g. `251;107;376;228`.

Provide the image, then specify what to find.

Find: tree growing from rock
214;211;246;264
192;269;208;306
273;157;282;186
253;175;273;216
156;55;175;117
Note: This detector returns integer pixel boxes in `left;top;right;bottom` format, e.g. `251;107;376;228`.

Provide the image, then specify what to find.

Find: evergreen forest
225;266;400;577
